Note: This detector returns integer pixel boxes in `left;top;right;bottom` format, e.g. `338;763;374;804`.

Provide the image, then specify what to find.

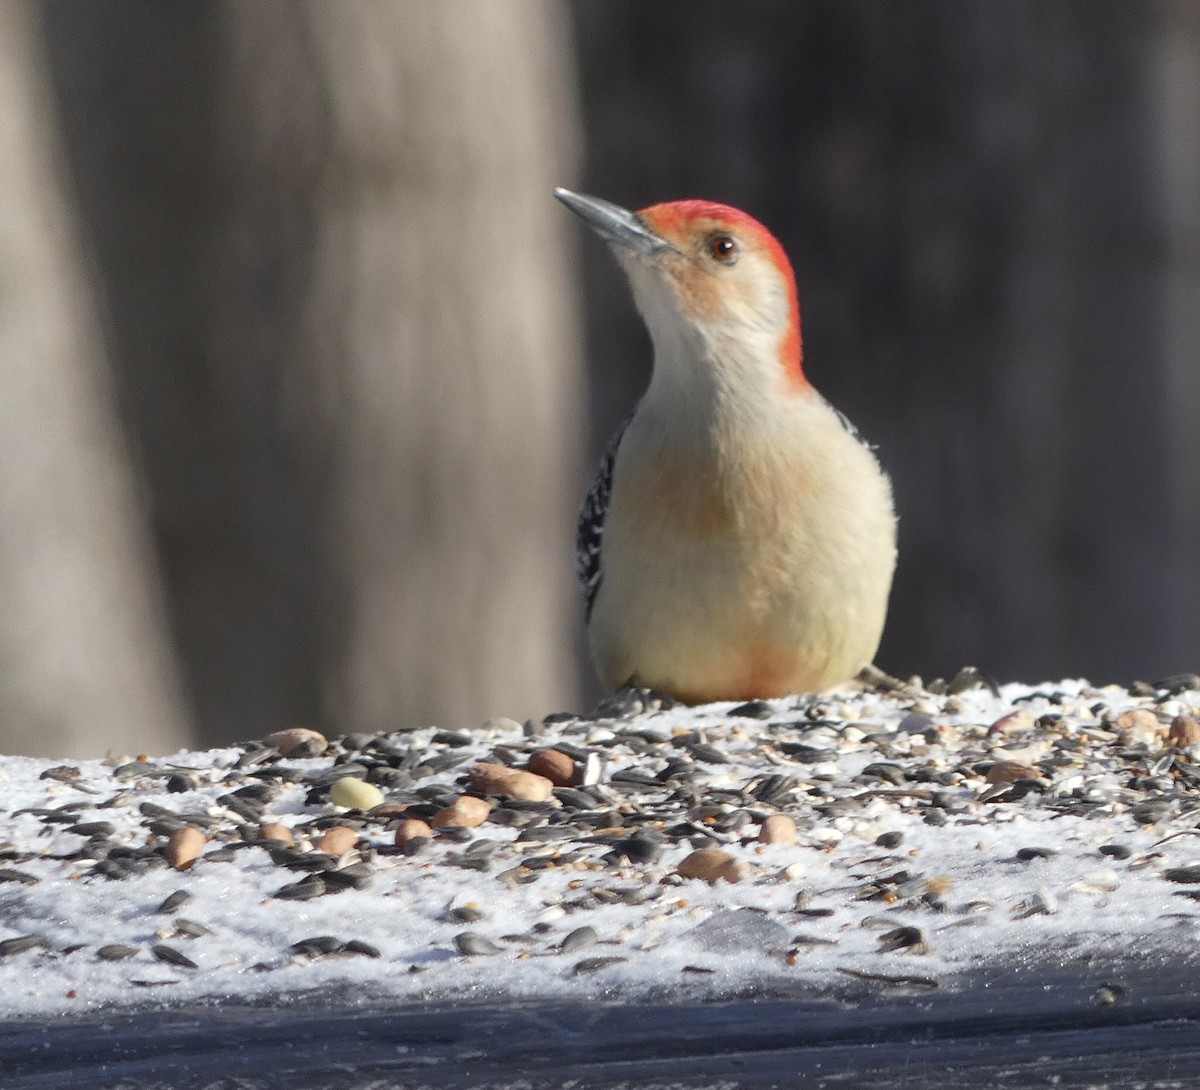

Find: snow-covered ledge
3;671;1200;1080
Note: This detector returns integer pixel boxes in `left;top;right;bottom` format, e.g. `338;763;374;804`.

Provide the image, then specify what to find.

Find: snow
0;678;1198;1020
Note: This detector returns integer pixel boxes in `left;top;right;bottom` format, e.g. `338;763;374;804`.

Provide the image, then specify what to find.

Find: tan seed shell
985;760;1042;784
164;826;207;870
317;825;358;856
258;822;295;845
432;795;492;828
758;814;797;846
677;847;747;884
1169;715;1200;747
1115;708;1162;745
262;727;328;756
394;818;434;845
526;749;575;787
468;762;554;802
987;710;1034;736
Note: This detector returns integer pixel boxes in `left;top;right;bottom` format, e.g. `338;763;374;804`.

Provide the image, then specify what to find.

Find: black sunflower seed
96;944;139;961
572;955;628;974
0;934;52;957
67;821;115;838
688;743;729;765
345;939;381;958
151;944;197;969
727;700;774;720
291;935;346;957
454;932;502;956
156;890;193;914
559;926;598;954
322;864;373;891
273;875;327;900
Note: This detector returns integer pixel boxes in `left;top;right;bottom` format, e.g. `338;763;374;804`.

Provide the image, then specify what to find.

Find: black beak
554;187;677;258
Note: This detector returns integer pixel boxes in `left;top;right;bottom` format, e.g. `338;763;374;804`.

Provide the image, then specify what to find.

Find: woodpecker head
555;188;805;396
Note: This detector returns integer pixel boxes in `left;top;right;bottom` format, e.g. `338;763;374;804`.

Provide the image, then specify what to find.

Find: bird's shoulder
823;398;875;451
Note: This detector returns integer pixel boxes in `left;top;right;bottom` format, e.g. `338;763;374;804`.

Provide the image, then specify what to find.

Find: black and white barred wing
576;421;627;621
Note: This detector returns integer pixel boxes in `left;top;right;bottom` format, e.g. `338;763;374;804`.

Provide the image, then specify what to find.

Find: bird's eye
707;234;738;265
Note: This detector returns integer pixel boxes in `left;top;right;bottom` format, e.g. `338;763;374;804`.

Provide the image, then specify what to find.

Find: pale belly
587;428;896;703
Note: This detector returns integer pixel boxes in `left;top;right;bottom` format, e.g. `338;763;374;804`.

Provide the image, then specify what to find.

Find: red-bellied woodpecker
556;188;896;704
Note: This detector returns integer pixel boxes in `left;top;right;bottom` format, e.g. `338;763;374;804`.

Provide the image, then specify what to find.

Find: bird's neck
639;315;813;453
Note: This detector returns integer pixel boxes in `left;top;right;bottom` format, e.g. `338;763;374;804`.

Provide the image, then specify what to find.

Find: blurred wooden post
44;0;586;741
0;1;188;757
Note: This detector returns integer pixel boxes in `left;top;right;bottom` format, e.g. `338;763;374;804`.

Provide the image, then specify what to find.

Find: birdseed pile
3;669;1200;1019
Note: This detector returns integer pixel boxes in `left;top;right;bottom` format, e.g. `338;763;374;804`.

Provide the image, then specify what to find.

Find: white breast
587;392;896;703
